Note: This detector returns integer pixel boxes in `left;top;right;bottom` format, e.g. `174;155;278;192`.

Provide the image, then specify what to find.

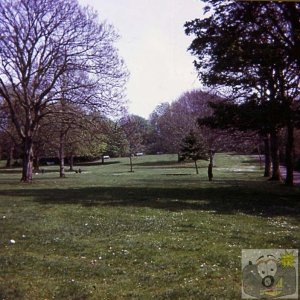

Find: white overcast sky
78;0;204;118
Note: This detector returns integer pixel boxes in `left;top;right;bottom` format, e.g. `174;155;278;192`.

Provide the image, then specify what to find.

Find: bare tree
150;90;225;154
0;0;127;181
120;115;144;172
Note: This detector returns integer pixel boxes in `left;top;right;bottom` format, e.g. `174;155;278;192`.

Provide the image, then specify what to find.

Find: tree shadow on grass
132;160;208;169
0;168;66;175
132;160;181;167
1;181;299;219
76;161;120;166
242;159;262;165
0;169;21;174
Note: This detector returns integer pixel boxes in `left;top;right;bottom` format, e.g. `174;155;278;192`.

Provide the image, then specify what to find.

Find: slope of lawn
0;154;299;299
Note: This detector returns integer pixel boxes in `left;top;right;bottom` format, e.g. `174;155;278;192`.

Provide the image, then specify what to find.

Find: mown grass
0;154;299;299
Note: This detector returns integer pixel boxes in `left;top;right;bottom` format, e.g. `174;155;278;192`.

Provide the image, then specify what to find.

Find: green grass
0;154;299;299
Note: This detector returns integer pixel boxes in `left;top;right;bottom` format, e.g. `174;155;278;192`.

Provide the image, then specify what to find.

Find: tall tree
0;0;127;181
105;120;128;158
199;100;274;178
120;115;144;172
185;1;300;185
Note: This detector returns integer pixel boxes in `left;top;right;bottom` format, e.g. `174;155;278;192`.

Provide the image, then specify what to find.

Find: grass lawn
0;153;299;299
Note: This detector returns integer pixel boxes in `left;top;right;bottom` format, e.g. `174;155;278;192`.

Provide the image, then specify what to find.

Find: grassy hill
0;154;299;299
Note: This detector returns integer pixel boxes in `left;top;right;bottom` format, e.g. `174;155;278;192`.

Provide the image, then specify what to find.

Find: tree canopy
185;1;300;185
0;0;128;181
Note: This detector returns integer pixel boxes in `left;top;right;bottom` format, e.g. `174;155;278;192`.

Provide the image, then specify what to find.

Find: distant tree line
0;87;263;177
1;0;299;186
147;90;258;156
2;80;294;180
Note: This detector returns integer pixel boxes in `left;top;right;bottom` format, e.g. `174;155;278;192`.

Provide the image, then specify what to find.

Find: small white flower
9;239;16;244
22;235;26;238
3;216;6;219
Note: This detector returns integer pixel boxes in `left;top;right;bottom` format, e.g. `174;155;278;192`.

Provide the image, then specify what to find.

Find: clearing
0;154;299;299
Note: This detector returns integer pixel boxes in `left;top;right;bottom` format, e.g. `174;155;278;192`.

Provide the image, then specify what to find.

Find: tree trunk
209;150;215;166
69;155;74;171
21;139;33;182
285;121;294;186
194;160;199;174
263;134;271;177
208;163;213;181
256;145;262;169
33;155;40;172
59;132;65;178
129;154;133;172
6;143;14;168
269;130;281;181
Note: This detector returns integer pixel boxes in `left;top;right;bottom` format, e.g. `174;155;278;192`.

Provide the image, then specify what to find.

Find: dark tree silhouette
180;130;208;175
185;1;300;185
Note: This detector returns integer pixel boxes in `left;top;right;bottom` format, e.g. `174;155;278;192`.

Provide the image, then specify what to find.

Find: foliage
120;114;148;155
149;90;219;153
180;130;208;174
149;90;259;155
180;130;208;162
185;1;300;185
0;0;127;181
104;120;128;157
185;2;300;92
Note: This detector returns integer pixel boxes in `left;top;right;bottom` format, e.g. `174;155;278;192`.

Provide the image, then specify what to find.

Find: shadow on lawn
76;161;120;166
0;169;21;174
0;168;65;175
1;181;299;218
132;160;208;169
132;160;181;167
242;159;263;165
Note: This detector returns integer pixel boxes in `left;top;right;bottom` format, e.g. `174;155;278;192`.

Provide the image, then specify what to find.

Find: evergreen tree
180;130;208;175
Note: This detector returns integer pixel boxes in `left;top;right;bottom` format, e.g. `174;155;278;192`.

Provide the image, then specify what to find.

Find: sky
78;0;205;118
